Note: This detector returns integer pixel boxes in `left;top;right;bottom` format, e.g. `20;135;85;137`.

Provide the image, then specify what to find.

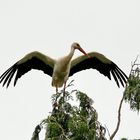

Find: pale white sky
0;0;140;140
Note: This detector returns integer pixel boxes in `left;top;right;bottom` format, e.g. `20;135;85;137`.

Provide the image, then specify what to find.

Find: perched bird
0;42;128;91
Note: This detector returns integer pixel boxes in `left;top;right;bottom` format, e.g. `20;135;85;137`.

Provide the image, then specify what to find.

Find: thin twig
105;125;111;138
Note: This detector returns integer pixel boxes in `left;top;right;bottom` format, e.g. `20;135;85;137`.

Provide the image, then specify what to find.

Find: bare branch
110;94;125;140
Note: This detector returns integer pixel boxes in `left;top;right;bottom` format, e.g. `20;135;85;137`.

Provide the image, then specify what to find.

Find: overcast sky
0;0;140;140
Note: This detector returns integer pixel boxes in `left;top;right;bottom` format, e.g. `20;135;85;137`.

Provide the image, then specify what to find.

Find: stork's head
71;42;87;55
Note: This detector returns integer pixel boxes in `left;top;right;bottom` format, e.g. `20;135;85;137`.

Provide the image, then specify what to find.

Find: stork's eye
76;43;80;47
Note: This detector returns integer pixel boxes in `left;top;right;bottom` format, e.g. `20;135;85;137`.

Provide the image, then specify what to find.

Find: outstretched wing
70;52;128;87
0;51;55;88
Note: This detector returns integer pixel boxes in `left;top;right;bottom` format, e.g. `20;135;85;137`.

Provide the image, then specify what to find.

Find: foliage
124;58;140;112
31;87;107;140
45;90;106;140
31;124;42;140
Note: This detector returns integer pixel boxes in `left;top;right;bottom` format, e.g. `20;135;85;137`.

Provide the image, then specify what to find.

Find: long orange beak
78;47;87;55
78;47;90;58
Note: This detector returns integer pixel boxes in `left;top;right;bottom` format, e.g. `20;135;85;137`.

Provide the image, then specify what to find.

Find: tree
110;57;140;140
124;57;140;112
31;81;107;140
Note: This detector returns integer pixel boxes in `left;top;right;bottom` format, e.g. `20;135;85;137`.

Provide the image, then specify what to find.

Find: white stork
0;42;128;91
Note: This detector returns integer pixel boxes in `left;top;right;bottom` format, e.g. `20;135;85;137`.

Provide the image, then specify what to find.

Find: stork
0;42;128;92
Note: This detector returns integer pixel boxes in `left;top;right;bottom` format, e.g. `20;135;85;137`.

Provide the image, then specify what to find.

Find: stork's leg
61;81;66;104
63;81;67;93
53;87;58;109
56;87;58;93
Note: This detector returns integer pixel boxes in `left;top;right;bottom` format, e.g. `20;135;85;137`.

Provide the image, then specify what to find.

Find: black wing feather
14;57;53;86
6;69;16;88
70;56;112;78
3;66;16;87
70;52;128;87
110;69;120;87
0;66;13;83
0;52;54;87
113;69;124;87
